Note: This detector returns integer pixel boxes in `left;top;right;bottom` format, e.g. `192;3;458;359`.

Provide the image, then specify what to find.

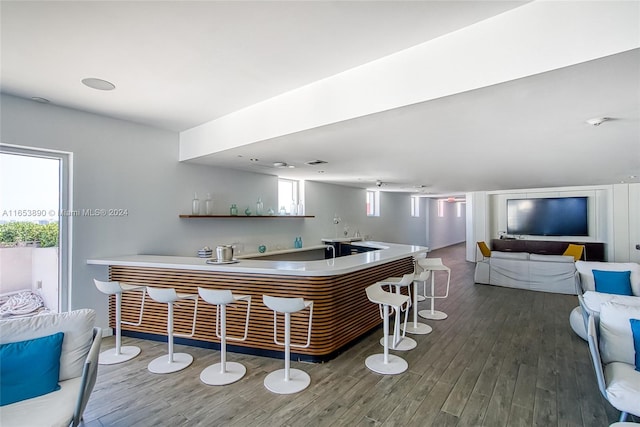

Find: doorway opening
0;145;71;314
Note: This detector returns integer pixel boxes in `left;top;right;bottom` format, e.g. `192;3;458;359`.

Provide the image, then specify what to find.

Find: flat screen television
506;197;588;236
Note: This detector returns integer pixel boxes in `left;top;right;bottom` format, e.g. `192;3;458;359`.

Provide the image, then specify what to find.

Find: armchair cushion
600;302;640;366
0;332;64;406
593;270;632;295
576;261;640;296
0;309;95;381
604;361;640;416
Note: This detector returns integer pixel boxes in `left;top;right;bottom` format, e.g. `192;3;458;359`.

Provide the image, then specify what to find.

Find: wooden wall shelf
179;215;314;218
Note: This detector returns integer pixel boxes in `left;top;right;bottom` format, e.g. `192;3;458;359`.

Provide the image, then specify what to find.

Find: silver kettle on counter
216;245;234;262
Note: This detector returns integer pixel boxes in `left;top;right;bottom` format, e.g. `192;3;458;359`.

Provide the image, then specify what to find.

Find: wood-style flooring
83;243;631;426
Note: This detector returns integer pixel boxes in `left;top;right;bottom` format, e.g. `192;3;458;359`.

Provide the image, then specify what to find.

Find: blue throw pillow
593;269;633;295
0;332;64;406
632;319;640;372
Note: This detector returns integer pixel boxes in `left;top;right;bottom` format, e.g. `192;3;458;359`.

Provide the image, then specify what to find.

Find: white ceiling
2;1;639;195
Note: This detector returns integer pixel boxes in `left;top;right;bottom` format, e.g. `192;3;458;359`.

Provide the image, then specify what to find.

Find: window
411;196;420;217
366;190;380;216
456;202;463;217
278;178;303;215
437;199;445;217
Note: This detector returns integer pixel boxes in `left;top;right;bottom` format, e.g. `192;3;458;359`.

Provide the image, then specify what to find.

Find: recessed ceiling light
82;78;116;91
250;158;259;162
273;162;294;168
585;117;610;126
31;97;50;103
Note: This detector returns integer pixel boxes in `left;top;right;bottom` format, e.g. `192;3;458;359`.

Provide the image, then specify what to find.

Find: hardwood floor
83;243;629;426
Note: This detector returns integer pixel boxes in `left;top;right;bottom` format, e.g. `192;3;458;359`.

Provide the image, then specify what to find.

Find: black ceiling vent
305;160;328;166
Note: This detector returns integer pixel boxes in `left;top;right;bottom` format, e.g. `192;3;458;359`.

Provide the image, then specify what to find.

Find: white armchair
586;302;640;422
0;309;102;427
570;261;640;340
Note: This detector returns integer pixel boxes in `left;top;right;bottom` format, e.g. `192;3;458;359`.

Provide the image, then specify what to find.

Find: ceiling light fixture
585;117;610;126
31;97;50;103
81;77;116;91
273;162;294;168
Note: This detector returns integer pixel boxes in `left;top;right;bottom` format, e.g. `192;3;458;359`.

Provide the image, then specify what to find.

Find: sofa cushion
0;309;95;381
604;361;640;417
576;261;640;295
593;270;633;295
600;301;640;366
631;318;640;371
583;291;640;315
529;253;574;263
0;376;81;427
0;332;64;406
491;251;529;260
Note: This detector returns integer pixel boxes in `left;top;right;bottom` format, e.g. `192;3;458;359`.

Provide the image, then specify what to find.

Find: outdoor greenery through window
0;222;59;247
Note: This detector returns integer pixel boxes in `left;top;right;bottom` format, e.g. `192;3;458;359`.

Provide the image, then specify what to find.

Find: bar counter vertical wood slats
108;257;414;359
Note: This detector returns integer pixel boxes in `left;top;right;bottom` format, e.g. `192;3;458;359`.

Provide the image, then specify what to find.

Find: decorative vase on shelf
244;207;252;216
192;193;200;215
204;193;213;215
230;204;238;216
256;197;263;216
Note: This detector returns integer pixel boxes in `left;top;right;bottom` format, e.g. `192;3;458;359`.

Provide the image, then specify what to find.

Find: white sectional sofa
474;251;577;294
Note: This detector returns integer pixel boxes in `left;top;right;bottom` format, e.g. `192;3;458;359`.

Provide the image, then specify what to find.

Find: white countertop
86;241;428;277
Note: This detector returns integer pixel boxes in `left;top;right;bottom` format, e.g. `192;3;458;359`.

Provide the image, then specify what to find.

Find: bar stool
405;270;432;335
146;287;198;374
378;273;417;350
94;279;146;365
414;252;428;302
418;258;451;321
262;295;313;394
197;288;251;385
365;282;409;375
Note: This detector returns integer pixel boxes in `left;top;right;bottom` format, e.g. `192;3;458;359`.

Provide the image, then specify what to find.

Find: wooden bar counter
87;242;427;362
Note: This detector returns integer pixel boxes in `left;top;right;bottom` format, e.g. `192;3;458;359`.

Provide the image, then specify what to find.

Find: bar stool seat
94;279;146;365
262;295;313;394
365;283;409;375
198;288;251;385
378;273;417;350
146;287;198;374
418;258;451;321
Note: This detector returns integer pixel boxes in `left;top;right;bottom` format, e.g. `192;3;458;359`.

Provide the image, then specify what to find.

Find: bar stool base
200;362;246;385
148;353;193;374
264;369;310;394
380;335;417;351
365;354;408;375
419;310;448;320
98;345;141;365
404;323;432;335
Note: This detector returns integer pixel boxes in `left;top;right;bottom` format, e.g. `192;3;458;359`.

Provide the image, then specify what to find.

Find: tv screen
507;197;588;236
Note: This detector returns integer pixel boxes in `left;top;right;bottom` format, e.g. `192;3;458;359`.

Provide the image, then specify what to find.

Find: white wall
426;199;466;250
0;94;431;328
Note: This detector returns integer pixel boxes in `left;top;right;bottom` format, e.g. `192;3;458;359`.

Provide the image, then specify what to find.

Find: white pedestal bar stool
378;273;417;350
405;270;432;335
146;287;198;374
413;252;428;302
94;279;146;365
417;258;451;321
262;295;313;394
365;282;410;375
197;288;251;385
